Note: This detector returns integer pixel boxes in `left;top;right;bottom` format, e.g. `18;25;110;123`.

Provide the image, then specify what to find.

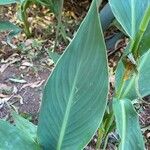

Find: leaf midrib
120;101;126;150
56;64;81;150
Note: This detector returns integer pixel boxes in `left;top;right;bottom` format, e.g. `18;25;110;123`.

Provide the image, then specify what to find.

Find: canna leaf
139;23;150;55
0;0;18;5
0;120;41;149
109;0;149;38
115;49;150;100
37;0;109;149
113;98;144;150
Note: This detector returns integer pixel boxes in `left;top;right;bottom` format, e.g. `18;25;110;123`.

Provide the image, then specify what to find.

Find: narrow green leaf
115;49;150;100
0;21;21;47
0;120;41;149
138;50;150;96
48;51;61;64
36;0;61;15
37;0;109;149
0;0;17;5
109;0;149;38
113;99;144;150
140;23;150;55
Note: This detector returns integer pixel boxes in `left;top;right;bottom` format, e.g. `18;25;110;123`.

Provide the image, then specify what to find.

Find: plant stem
21;0;32;38
96;111;114;149
131;5;150;58
96;125;104;150
103;135;108;150
53;0;64;52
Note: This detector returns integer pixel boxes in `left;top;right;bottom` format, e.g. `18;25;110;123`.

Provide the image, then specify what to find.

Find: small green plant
0;0;150;149
0;0;66;50
0;1;21;47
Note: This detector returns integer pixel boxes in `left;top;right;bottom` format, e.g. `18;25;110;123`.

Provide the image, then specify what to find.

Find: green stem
131;5;150;58
21;0;32;38
96;125;105;150
103;135;108;150
96;111;114;149
53;0;64;52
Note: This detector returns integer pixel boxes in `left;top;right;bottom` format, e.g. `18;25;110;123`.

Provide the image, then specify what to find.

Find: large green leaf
115;49;150;100
109;0;149;38
113;98;144;150
0;120;41;149
37;0;109;149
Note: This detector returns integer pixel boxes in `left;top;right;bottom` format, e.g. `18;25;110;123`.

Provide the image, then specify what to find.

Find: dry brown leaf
12;95;23;104
0;93;9;98
22;61;33;67
0;96;12;109
20;80;45;90
0;57;20;73
0;83;12;94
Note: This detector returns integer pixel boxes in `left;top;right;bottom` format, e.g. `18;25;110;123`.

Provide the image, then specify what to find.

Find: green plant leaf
0;120;41;149
115;49;150;100
48;51;61;64
140;23;150;55
113;98;144;150
0;0;17;5
37;0;109;149
12;112;37;141
36;0;61;15
0;21;18;32
0;21;21;48
109;0;149;38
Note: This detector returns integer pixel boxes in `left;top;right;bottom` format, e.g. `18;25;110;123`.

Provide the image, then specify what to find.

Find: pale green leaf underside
113;99;144;150
37;0;108;149
115;49;150;100
109;0;149;38
0;120;41;150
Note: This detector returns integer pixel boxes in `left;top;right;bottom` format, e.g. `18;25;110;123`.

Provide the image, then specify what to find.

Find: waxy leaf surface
113;99;144;150
0;120;41;149
37;0;109;149
109;0;149;38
